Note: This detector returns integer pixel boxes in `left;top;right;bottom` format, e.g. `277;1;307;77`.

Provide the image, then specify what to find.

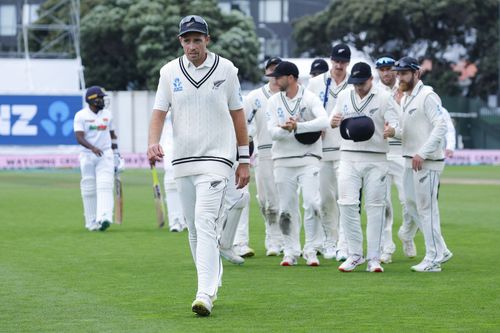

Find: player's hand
330;113;342;128
91;147;103;156
280;117;297;132
445;149;454;158
384;121;395;139
147;143;164;164
235;163;250;189
412;154;424;171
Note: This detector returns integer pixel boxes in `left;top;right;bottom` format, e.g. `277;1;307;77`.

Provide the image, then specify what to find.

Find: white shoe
234;244;255;258
336;249;348;262
411;260;441;272
192;294;213;316
322;246;337;260
380;253;392;264
86;222;100;231
398;231;417;258
441;250;453;264
338;255;365;272
366;259;384;272
280;255;298;266
220;247;244;265
169;223;182;232
303;252;320;266
266;246;281;256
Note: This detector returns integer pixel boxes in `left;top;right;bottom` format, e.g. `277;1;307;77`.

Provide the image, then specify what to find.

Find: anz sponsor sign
0;95;82;145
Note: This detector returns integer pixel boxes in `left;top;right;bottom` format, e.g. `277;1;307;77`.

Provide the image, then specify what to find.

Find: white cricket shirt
73;107;114;153
153;52;243;179
307;72;349;161
266;85;329;168
334;84;399;162
244;83;275;159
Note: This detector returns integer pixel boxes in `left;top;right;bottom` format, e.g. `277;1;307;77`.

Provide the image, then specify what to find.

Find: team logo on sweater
254;98;261;109
212;79;225;89
407;108;417;115
173;78;183;92
368;108;378;115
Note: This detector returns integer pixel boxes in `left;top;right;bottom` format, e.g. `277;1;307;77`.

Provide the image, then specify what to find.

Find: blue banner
0;95;83;145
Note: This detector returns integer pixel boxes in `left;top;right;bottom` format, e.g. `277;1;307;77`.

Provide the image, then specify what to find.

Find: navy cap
265;57;282;69
266;61;299;78
347;62;372;84
310;58;329;75
331;43;351;62
178;15;209;37
85;86;107;103
375;55;396;69
392;56;420;71
340;116;375;142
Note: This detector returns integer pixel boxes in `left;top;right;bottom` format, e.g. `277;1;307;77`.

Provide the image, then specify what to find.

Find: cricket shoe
336;248;348;262
411;260;441;272
280;255;298;266
366;260;384;273
303;252;320;266
98;220;111;232
170;218;186;232
440;250;453;264
380;253;393;264
338;255;365;272
234;244;255;258
266;246;282;256
322;246;337;260
192;294;213;317
398;231;417;258
220;248;244;265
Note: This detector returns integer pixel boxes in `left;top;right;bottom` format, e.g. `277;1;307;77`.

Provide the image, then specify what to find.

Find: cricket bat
114;171;123;224
150;164;166;228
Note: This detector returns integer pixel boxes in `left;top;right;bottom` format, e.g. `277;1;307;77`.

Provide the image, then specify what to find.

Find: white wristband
238;145;250;164
111;139;118;145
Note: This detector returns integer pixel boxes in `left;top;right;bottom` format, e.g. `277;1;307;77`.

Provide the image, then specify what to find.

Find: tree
78;0;260;90
293;0;498;99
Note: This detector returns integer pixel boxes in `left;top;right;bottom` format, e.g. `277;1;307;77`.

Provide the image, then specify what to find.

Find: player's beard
399;80;413;92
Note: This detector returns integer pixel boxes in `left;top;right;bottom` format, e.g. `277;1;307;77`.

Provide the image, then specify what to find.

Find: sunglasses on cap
179;15;207;28
375;57;395;68
393;58;421;71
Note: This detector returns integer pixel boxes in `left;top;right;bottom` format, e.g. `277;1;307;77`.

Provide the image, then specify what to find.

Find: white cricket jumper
154;52;243;179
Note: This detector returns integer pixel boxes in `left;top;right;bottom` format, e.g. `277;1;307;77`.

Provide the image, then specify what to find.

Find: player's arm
147;109;168;164
330;93;344;128
230;108;250;189
148;69;171;164
418;94;447;159
294;97;329;133
74;131;102;156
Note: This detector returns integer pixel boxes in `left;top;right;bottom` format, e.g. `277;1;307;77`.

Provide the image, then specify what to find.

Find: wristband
238;145;250;164
111;139;118;144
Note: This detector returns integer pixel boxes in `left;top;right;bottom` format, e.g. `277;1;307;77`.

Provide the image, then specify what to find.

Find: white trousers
255;158;283;250
274;164;321;257
234;201;250;246
382;154;412;254
79;150;114;228
176;174;226;299
219;170;249;249
313;160;347;251
163;158;185;228
402;167;447;263
338;160;388;260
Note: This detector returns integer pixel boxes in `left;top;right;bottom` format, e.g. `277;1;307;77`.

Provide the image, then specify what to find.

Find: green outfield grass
1;165;499;332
